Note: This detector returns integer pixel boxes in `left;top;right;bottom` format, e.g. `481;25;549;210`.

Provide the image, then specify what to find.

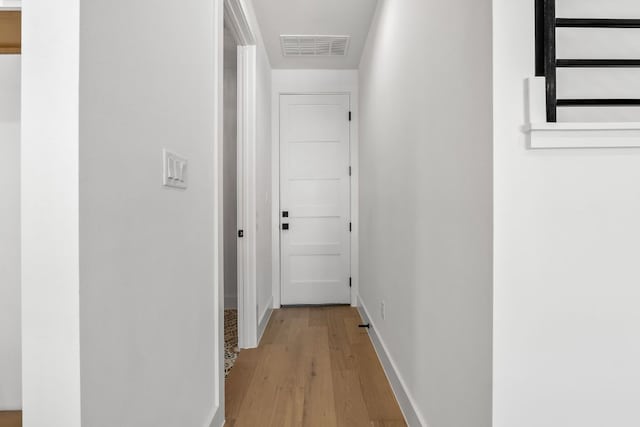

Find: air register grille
280;35;351;57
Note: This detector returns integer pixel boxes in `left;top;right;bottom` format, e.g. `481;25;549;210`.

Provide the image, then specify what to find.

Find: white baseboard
358;296;425;427
257;296;274;344
207;404;225;427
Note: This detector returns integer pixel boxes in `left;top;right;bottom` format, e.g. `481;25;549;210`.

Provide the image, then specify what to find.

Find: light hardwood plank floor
0;411;21;427
225;306;406;427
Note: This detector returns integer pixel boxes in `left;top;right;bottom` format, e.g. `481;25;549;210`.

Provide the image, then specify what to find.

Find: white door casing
280;94;351;305
225;0;258;352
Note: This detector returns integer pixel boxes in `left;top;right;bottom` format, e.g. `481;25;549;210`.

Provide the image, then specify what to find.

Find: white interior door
280;94;351;305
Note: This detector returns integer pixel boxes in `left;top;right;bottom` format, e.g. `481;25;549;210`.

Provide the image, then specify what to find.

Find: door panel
280;94;351;305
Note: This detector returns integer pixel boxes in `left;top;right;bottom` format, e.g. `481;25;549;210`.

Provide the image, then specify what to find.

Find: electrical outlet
380;301;386;320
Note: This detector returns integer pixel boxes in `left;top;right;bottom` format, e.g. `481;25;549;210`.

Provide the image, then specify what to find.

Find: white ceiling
251;0;378;69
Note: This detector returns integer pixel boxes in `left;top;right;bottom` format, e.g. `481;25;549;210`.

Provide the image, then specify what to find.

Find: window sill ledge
525;77;640;149
0;1;21;10
525;122;640;149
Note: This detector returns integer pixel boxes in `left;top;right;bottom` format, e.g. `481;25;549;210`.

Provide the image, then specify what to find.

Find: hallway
225;307;405;426
7;0;640;425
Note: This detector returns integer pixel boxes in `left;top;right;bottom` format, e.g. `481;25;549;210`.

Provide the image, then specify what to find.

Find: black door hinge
348;111;352;121
238;229;244;238
349;166;352;176
349;222;352;232
349;277;352;288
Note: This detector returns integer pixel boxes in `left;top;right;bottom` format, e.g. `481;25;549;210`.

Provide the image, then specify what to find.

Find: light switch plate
162;149;188;189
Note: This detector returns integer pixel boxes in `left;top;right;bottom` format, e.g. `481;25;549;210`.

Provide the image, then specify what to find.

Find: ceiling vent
280;35;351;57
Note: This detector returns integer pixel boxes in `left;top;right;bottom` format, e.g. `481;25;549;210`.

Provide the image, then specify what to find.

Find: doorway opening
223;22;240;378
220;0;258;387
0;8;22;426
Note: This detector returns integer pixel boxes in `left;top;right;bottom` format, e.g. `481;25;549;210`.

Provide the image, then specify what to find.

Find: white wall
271;69;359;308
224;29;238;310
493;1;640;426
21;0;82;424
358;0;493;425
77;0;222;425
0;55;21;411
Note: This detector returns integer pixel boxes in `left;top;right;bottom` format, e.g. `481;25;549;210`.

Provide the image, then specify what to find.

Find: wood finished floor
225;306;406;427
0;411;21;427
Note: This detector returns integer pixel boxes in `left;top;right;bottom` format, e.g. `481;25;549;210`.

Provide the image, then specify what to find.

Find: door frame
224;0;258;349
223;0;258;350
272;88;359;308
213;1;259;424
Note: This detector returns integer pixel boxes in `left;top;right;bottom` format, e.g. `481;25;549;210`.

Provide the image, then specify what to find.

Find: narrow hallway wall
358;0;493;425
0;54;21;411
78;0;220;425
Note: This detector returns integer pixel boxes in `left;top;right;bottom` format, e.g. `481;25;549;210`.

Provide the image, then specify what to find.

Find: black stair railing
535;0;640;122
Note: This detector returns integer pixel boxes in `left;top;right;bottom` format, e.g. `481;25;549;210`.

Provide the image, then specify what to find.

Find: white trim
234;39;246;350
348;89;359;308
358;297;425;427
271;95;281;308
271;70;360;309
0;0;21;10
213;0;225;421
525;77;640;149
224;0;259;350
257;296;273;344
527;125;640;149
527;122;640;132
223;0;255;46
237;44;258;348
208;405;225;427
